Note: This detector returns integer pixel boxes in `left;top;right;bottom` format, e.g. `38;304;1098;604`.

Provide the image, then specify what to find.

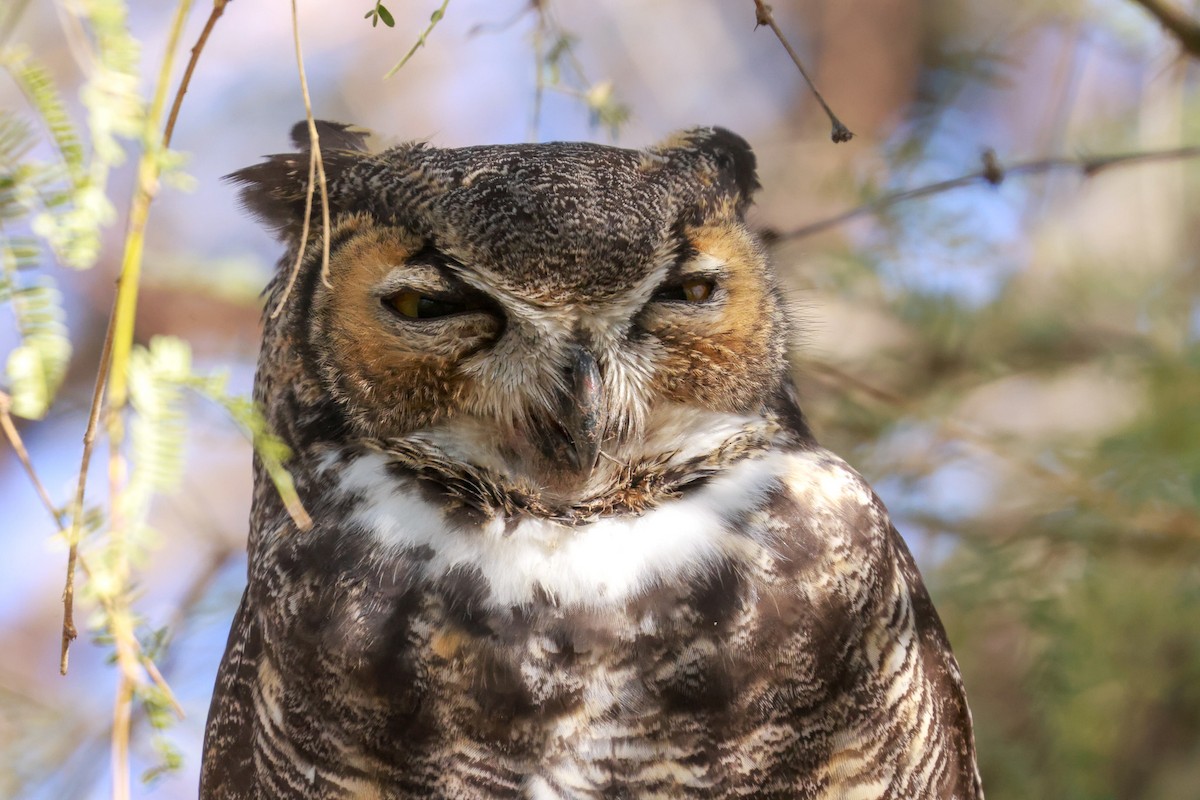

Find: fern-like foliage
2;268;71;420
84;336;193;608
0;4;146;419
123;336;193;533
0;112;74;419
0;47;113;270
5;47;86;181
0;1;308;790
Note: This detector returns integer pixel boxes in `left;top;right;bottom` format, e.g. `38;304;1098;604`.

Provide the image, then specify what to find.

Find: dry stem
61;296;117;674
111;675;134;800
0;391;62;522
163;0;231;149
773;145;1200;242
752;0;852;143
271;0;331;319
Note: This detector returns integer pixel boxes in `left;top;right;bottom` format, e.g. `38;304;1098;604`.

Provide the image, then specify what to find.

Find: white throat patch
330;447;789;609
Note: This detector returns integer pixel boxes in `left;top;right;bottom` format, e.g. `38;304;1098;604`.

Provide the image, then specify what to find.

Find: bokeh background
2;1;1199;797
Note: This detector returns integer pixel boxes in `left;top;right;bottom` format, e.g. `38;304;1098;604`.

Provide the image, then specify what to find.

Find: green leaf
7;344;54;418
2;275;72;419
127;336;192;509
0;47;86;186
383;0;451;78
377;4;395;27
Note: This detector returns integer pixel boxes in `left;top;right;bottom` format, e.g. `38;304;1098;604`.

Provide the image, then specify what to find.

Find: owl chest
263;452;812;794
363;559;757;797
304;535;757;732
326;475;764;706
265;535;760;796
412;553;749;720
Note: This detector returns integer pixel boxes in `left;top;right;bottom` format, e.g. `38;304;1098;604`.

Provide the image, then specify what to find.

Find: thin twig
1025;14;1087;224
7;391;185;716
105;0;195;412
752;0;852;143
772;145;1200;242
466;1;529;37
272;0;331;319
383;0;451;78
271;146;319;319
3;328;125;683
0;391;63;522
36;545;234;795
141;658;185;717
1129;0;1200;58
61;0;213;676
163;0;231;149
111;676;134;800
4;363;183;709
61;294;118;674
524;1;627;139
48;4;218;590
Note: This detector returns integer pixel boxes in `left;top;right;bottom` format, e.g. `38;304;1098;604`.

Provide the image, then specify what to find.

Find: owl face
234;125;793;504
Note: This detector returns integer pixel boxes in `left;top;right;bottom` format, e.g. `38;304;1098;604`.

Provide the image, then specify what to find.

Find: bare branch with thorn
752;0;853;143
163;0;231;148
771;145;1200;242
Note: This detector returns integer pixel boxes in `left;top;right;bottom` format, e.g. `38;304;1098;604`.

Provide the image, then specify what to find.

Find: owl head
232;122;807;511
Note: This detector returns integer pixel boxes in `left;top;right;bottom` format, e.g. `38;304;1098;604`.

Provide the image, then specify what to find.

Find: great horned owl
201;122;983;799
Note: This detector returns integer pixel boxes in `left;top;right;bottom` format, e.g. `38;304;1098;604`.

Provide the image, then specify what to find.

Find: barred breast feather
202;441;982;799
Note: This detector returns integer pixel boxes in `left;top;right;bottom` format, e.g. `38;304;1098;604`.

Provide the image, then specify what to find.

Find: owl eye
385;290;472;320
653;277;717;304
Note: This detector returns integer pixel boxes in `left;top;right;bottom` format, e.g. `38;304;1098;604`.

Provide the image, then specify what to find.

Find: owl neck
342;407;793;524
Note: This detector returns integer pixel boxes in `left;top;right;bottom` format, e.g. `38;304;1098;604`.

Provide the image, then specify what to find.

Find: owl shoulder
766;446;896;561
748;447;910;634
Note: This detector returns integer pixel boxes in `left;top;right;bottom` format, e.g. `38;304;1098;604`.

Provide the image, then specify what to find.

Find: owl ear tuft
288;120;372;153
646;126;760;215
226;120;373;239
691;126;760;201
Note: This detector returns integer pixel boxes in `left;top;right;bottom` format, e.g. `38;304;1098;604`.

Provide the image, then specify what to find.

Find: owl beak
562;346;604;475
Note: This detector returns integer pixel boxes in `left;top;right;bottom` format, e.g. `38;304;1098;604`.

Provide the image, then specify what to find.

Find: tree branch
0;392;63;523
163;0;231;149
61;0;230;678
61;294;117;675
1129;0;1200;58
772;145;1200;242
752;0;852;143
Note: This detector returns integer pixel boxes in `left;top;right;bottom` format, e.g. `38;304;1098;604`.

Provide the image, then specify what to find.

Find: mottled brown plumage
201;122;983;799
